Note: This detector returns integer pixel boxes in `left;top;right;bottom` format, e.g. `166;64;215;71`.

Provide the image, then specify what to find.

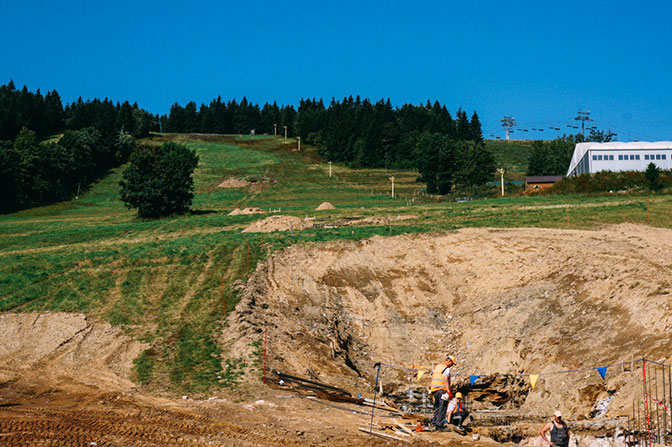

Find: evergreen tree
0;140;24;212
469;111;483;142
455;108;470;140
117;101;136;134
454;141;495;187
44;90;64;134
183;101;199;133
645;162;662;191
166;103;185;132
280;105;297;137
414;133;456;194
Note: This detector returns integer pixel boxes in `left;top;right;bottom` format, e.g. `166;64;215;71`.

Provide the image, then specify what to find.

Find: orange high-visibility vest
430;364;450;392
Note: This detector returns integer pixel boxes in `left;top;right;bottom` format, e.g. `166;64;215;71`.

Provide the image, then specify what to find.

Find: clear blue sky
3;0;671;141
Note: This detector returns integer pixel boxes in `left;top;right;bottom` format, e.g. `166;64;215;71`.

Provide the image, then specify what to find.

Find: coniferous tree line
1;79;496;213
164;96;486;167
165;95;494;193
0;81;157;212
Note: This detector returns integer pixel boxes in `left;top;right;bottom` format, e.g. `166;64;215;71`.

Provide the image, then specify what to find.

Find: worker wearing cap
446;392;469;432
429;355;456;429
540;411;571;447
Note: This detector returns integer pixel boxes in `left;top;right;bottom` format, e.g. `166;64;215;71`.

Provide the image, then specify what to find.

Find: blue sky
2;0;671;140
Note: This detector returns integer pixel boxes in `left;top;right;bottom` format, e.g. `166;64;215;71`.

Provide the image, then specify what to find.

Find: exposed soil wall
222;224;672;420
0;312;146;393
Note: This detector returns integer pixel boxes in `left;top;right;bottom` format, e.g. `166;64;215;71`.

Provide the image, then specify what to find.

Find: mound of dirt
242;216;313;233
223;224;672;420
315;202;336;210
0;312;146;392
229;207;266;215
347;214;417;225
218;177;251;188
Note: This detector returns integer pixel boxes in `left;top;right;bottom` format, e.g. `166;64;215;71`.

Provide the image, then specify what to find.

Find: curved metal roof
567;141;672;176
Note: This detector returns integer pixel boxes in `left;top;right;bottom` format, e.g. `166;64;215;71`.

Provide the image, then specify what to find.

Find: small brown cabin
525;175;563;191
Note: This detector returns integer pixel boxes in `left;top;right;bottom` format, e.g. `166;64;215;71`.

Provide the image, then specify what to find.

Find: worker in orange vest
429;355;456;430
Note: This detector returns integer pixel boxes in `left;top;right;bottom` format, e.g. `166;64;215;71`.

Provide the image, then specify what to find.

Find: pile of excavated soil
347;214;417;225
229;207;266;215
242;216;313;233
218;177;251;188
222;224;672;422
315;202;336;210
0;312;145;392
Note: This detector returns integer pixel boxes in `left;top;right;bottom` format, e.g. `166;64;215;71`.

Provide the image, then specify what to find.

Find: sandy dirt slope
0;313;145;393
222;224;672;420
0;313;444;446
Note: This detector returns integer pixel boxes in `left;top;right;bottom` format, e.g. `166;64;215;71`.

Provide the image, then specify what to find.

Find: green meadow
1;135;671;394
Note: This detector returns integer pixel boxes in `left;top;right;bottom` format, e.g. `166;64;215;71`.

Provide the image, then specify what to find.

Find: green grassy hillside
485;139;536;180
1;134;670;394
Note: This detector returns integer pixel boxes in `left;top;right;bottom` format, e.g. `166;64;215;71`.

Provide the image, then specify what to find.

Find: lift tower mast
500;116;516;141
574;109;592;136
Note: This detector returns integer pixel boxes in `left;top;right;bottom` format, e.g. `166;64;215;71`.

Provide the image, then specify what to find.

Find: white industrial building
567;142;672;177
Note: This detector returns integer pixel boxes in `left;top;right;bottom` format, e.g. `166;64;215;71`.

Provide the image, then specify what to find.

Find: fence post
643;359;652;447
369;362;382;436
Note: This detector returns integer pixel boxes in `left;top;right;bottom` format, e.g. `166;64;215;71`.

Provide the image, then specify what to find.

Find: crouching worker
447;392;469;433
429;355;456;430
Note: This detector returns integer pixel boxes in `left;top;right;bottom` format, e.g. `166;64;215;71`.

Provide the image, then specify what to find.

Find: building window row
617;154;640;161
593;155;615;160
592;153;669;162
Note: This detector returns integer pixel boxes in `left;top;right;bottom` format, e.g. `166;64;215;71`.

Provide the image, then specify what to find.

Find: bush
549;169;672;194
119;142;199;218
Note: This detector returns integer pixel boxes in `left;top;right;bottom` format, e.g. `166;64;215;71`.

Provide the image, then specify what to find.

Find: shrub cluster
549;167;672;194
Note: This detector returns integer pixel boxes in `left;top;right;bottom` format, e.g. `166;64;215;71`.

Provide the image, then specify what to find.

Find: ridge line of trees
1;80;498;212
0;80;159;212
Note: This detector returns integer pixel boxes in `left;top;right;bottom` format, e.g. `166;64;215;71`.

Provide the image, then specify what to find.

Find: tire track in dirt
0;403;315;446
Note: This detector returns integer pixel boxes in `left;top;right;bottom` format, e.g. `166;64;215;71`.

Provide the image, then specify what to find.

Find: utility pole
500;116;516;141
328;161;332;178
497;168;506;196
283;125;288;139
157;116;163;133
297;136;301;151
273;123;277;136
389;176;395;198
574;109;592;136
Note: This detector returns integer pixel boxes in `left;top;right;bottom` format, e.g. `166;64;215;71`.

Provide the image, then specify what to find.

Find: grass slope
1;134;671;394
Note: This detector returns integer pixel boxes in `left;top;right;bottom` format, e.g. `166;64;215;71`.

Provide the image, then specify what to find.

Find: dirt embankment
223;224;672;420
0;313;407;446
0;313;145;393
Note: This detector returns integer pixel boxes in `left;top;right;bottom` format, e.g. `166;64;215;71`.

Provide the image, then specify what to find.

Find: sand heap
228;207;266;216
218;177;251;188
315;202;336;210
347;214;417;225
242;215;313;233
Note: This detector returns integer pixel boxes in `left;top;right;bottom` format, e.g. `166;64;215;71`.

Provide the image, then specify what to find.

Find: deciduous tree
119;142;199;218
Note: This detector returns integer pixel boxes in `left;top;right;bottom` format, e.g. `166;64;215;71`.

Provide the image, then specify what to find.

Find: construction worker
540;411;571;447
429;355;456;430
446;392;469;433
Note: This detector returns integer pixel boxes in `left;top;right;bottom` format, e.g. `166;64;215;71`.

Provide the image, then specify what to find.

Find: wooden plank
360;400;399;412
357;427;410;443
394;419;415;437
